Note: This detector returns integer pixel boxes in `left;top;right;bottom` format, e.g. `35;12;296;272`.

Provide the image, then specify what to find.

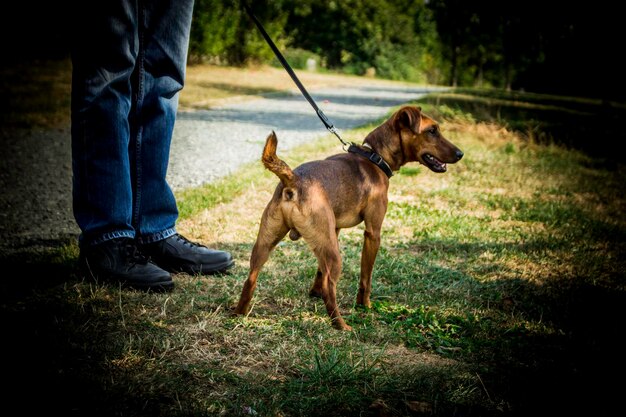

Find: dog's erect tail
262;131;297;188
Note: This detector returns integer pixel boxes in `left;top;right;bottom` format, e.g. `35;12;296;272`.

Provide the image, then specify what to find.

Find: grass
2;61;626;416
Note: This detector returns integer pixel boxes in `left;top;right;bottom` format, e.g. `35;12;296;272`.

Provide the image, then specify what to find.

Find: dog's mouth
421;153;447;173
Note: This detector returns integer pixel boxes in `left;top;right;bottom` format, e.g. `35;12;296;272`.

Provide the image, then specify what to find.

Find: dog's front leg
357;215;384;308
309;269;324;299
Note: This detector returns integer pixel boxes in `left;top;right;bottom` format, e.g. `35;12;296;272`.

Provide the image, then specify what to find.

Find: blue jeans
71;0;195;247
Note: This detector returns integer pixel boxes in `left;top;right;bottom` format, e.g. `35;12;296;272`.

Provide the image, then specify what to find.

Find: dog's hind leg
309;228;340;299
234;206;288;316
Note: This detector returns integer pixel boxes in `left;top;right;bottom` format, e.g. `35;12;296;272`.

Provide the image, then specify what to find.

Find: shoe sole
82;261;174;292
164;258;235;275
85;274;175;292
197;258;236;275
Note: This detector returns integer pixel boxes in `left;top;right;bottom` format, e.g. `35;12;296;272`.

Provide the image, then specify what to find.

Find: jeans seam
132;0;146;230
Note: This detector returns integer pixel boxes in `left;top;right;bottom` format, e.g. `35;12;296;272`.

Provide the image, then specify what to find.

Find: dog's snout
455;149;464;160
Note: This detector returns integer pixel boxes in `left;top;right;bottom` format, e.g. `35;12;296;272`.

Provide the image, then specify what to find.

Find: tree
189;0;288;66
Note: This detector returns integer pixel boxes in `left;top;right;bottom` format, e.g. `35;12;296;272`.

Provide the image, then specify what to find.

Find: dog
233;105;463;330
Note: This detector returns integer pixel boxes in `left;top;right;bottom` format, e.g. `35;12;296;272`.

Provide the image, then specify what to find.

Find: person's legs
71;0;172;290
72;0;232;282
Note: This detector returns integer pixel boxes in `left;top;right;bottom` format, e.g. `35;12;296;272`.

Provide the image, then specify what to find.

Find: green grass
2;89;625;416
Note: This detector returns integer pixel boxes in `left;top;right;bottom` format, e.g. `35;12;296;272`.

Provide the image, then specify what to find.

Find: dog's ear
393;106;421;135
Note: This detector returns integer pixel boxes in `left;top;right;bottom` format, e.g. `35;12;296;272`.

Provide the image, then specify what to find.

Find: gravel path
1;84;442;254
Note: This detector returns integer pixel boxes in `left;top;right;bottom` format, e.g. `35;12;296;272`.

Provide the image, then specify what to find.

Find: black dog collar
347;143;394;178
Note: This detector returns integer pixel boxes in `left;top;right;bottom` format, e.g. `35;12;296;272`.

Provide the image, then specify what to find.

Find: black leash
242;2;393;178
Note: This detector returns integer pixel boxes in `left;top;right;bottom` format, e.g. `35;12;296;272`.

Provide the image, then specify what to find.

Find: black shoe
140;234;234;275
80;238;174;292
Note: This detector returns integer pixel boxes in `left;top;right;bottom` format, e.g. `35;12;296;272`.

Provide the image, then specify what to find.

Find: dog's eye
429;127;438;135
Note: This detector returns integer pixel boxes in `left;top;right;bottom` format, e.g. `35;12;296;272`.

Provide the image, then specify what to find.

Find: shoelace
121;240;150;265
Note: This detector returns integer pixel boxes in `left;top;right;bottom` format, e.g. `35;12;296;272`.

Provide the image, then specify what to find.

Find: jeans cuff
80;230;136;248
136;228;177;245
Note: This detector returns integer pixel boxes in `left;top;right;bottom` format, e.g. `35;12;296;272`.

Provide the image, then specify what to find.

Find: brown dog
233;105;463;330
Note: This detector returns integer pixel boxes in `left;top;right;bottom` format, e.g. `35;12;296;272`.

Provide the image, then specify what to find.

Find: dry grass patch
177;187;273;245
181;63;415;109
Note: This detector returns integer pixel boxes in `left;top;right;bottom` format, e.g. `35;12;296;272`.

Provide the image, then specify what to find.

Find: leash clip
328;125;349;149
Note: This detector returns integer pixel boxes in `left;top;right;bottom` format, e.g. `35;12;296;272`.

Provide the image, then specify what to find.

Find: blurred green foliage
188;0;625;100
2;0;623;100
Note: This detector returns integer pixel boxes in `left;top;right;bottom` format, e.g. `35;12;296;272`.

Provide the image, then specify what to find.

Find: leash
242;2;393;178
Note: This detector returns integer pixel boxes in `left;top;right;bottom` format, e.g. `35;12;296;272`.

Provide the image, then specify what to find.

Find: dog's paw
308;288;323;299
332;319;353;331
231;306;248;316
354;303;371;311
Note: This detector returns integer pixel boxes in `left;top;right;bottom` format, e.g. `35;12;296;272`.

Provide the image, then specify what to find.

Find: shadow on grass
1;249;208;416
1;235;624;416
383;235;625;417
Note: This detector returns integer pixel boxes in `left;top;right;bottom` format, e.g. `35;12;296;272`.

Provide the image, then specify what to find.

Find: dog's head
392;106;463;173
